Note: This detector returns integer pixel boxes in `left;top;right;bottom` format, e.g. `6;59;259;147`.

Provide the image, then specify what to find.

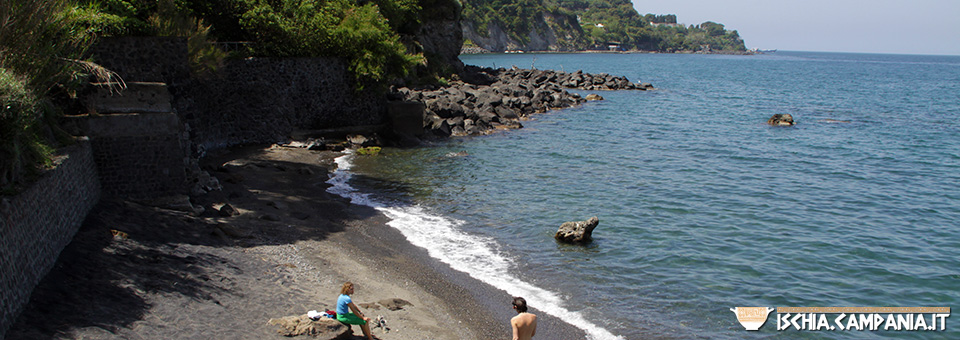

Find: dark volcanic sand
7;145;586;340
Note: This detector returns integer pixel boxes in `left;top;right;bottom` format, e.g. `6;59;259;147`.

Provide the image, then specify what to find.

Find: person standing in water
337;282;374;340
511;297;537;340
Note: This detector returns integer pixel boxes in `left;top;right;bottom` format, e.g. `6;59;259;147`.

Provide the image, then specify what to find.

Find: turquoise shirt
336;294;352;315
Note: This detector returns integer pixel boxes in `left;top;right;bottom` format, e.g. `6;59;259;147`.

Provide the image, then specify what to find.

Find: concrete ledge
66;113;181;138
86;82;173;114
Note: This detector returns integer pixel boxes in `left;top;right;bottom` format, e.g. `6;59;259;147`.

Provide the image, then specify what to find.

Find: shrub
149;0;228;75
87;0;429;85
239;0;424;86
0;68;52;190
1;0;112;191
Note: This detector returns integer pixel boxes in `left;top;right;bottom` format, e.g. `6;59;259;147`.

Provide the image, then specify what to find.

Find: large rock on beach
142;195;205;215
218;203;239;217
268;314;350;338
555;216;600;244
379;298;414;311
767;114;796;126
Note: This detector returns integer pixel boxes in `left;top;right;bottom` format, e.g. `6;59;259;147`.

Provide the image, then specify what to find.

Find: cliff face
409;0;465;73
462;12;585;52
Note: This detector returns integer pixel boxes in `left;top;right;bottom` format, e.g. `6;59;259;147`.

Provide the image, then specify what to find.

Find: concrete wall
0;140;101;338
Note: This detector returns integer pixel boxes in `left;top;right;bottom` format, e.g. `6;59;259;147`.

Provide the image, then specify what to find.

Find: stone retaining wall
0;140;101;338
89;132;189;198
92;37;387;153
65;81;193;199
175;57;386;152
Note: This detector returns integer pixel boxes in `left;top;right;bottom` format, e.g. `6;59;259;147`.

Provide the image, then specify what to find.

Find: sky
634;0;960;55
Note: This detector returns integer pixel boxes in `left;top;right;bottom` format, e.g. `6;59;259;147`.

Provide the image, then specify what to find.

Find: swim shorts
336;312;367;325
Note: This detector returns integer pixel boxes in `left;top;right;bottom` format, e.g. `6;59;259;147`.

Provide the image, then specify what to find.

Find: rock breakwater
392;66;653;137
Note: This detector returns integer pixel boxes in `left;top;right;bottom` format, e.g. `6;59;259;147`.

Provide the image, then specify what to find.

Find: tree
699;21;725;36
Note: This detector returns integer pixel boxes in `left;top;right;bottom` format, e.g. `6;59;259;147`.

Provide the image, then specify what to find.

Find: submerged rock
819;118;851;123
555;216;600;244
356;146;382;156
767;114;796;126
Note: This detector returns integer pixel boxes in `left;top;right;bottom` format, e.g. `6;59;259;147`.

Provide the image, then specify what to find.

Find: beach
6;144;585;340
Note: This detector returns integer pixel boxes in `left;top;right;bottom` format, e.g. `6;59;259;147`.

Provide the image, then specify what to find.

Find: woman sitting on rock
337;282;374;340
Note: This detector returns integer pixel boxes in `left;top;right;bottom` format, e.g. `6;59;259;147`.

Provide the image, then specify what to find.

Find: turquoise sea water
331;52;960;339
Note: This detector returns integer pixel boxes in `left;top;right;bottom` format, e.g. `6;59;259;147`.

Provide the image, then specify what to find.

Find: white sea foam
328;153;623;340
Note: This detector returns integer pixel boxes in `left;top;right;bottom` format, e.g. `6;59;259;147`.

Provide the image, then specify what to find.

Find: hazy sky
634;0;960;55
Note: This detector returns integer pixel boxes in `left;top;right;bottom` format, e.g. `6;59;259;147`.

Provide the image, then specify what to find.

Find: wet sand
7;145;586;339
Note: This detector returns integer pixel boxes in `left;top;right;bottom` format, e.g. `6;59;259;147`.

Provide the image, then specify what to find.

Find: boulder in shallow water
585;94;604;101
347;134;381;147
555;216;600;244
356;146;381;156
767;114;796;126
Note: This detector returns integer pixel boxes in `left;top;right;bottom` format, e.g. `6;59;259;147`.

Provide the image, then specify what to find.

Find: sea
327;51;960;339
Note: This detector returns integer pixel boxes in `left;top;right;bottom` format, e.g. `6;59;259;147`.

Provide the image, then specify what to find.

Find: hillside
461;0;747;53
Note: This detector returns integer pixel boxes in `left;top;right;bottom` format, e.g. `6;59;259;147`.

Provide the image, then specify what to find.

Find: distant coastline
461;47;758;56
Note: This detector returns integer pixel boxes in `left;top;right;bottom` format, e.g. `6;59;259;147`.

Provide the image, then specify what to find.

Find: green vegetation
1;0;118;192
235;0;424;82
650;21;746;53
461;0;747;52
147;0;229;75
86;0;432;84
558;0;653;49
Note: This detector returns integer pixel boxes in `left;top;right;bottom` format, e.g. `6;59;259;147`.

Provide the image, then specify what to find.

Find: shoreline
7;144;586;339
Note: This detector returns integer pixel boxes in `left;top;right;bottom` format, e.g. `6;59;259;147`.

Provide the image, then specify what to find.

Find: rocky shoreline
392;66;654;137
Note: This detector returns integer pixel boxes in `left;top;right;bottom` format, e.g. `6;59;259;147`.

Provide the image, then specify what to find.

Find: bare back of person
511;312;537;340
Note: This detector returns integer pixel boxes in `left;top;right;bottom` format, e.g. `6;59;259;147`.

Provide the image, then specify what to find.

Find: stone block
86;82;172;114
388;101;425;136
81;112;181;137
